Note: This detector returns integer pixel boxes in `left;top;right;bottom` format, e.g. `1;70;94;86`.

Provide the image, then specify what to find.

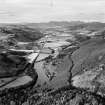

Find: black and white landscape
0;0;105;105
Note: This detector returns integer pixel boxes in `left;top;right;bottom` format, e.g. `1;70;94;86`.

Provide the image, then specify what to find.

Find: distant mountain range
0;21;105;43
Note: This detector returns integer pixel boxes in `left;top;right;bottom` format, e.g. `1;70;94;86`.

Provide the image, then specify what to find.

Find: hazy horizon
0;0;105;23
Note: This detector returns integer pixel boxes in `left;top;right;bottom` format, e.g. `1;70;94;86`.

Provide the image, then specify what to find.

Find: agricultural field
0;22;105;105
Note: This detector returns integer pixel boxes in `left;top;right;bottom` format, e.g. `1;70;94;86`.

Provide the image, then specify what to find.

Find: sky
0;0;105;23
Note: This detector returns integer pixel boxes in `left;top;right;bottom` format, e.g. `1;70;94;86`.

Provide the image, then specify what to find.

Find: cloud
0;0;104;23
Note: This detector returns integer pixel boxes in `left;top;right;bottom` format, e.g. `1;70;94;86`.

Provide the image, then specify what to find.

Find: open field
0;22;105;104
